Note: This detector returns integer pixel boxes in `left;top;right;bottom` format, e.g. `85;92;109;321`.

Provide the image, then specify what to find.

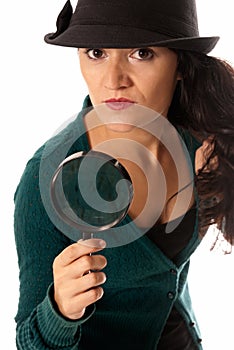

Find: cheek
136;62;178;99
144;77;177;109
152;70;178;101
80;67;93;89
80;69;101;103
79;58;98;91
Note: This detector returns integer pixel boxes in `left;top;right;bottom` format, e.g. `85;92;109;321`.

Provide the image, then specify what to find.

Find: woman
14;0;234;349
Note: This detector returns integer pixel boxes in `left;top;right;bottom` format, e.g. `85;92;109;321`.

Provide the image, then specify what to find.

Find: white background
1;0;233;349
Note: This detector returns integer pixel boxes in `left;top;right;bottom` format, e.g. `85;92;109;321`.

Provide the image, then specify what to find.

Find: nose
104;59;132;90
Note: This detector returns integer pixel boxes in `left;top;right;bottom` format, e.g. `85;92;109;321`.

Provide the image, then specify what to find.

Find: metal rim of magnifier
50;150;134;233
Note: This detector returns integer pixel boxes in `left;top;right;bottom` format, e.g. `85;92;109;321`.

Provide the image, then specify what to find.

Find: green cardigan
14;96;203;349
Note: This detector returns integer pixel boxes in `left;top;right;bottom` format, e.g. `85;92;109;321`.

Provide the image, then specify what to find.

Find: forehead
78;47;175;55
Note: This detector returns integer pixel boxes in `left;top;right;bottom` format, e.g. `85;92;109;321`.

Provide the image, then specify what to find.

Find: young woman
14;0;234;349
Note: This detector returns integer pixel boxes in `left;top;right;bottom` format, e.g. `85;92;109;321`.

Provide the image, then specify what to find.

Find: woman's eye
131;48;154;60
86;49;106;60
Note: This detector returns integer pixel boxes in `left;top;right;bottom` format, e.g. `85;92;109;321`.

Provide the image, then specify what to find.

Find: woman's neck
84;114;194;227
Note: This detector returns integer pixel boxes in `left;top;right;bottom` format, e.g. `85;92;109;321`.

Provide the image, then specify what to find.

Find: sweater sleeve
14;150;95;349
16;284;95;349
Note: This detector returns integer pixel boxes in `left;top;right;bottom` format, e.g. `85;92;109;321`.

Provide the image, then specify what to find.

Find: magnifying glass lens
51;151;133;233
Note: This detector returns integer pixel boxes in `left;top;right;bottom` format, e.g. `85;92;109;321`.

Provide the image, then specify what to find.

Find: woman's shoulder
23;107;89;168
14;111;86;204
176;127;202;152
31;96;92;164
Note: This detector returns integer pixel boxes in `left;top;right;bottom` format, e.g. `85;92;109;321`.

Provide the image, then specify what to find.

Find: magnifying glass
50;150;134;241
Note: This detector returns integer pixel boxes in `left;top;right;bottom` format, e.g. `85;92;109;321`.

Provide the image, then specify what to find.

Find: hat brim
44;24;219;54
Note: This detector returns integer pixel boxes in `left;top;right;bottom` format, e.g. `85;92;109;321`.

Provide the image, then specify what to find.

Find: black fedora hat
44;0;219;54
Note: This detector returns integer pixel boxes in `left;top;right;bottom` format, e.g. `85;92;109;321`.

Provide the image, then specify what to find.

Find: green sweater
14;96;203;349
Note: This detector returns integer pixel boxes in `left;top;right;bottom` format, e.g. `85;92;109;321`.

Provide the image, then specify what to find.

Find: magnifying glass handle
82;232;94;240
82;232;94;274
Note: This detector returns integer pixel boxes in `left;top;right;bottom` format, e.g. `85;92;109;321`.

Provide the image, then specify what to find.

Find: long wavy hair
168;50;234;250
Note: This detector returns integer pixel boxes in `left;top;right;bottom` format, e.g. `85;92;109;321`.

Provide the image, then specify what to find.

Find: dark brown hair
168;50;234;249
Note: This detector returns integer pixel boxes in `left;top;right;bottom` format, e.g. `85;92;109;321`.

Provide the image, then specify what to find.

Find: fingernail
96;239;106;248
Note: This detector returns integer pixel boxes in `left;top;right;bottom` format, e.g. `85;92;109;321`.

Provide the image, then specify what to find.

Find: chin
105;123;136;133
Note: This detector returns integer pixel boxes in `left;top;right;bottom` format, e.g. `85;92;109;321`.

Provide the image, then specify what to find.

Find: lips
104;98;135;111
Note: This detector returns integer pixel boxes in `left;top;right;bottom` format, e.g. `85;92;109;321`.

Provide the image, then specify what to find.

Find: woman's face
78;47;180;116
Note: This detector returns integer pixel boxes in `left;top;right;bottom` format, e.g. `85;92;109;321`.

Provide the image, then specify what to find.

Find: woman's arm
14;155;105;349
16;284;94;350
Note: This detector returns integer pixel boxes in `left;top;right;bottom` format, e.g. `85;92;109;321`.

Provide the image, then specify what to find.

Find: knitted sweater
14;96;203;349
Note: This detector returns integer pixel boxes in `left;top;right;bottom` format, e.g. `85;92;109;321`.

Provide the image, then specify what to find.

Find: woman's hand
53;239;107;320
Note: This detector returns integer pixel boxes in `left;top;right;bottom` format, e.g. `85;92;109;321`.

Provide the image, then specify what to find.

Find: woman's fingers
55;238;106;267
53;239;107;320
60;286;105;320
70;254;107;277
71;271;107;296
